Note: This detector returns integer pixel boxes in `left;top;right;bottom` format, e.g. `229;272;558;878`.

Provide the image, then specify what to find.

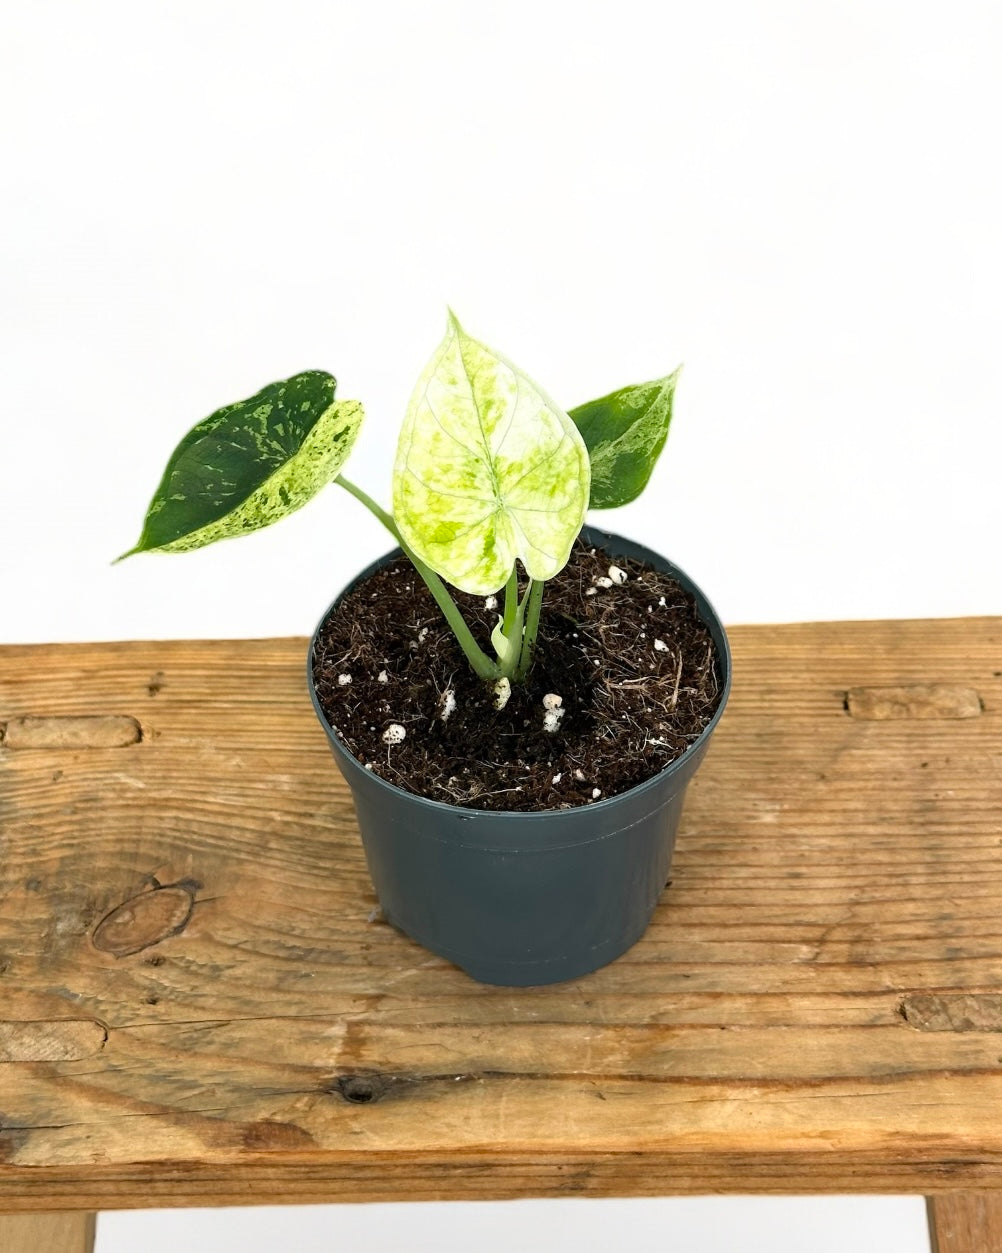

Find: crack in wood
328;1071;485;1103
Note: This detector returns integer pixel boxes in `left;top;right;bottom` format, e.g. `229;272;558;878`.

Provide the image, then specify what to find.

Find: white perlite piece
592;788;602;799
608;565;627;584
484;594;498;610
377;669;389;683
654;638;668;651
573;768;586;781
594;575;613;589
440;689;457;721
552;772;562;784
542;692;564;733
493;677;512;710
585;587;598;596
417;627;429;644
337;673;352;685
382;723;406;745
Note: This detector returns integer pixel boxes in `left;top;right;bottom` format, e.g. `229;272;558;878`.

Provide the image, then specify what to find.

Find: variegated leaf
392;313;590;596
569;368;680;509
119;371;363;559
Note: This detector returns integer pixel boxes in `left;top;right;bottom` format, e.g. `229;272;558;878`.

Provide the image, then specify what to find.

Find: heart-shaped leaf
119;371;363;559
392;314;590;596
568;368;680;509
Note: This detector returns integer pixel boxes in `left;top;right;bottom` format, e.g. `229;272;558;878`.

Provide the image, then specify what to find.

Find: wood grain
846;684;983;720
0;1213;95;1252
0;716;141;749
928;1194;1002;1253
0;619;1001;1210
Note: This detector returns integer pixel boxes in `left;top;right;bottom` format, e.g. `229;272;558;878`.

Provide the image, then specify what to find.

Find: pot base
388;910;655;987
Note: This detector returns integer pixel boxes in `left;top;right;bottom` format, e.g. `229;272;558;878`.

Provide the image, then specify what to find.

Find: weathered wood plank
0;619;1001;1208
928;1193;1002;1253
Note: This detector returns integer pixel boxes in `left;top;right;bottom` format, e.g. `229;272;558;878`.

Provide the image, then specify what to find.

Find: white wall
7;1;1002;1248
97;1197;931;1253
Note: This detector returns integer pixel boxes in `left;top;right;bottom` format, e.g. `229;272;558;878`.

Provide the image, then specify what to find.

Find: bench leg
928;1194;1002;1253
0;1213;96;1253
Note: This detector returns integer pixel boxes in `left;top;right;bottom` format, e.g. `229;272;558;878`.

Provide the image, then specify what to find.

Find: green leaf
568;367;680;509
118;371;363;559
392;313;590;596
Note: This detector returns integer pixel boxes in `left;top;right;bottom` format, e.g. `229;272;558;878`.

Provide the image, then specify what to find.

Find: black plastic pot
307;525;731;987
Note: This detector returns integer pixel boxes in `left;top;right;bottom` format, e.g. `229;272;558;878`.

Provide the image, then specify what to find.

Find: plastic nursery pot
307;525;731;987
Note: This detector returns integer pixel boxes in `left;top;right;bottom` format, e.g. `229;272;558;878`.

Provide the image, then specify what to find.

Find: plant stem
514;578;544;681
335;476;500;681
336;474;398;535
496;577;529;680
501;566;518;637
408;550;501;681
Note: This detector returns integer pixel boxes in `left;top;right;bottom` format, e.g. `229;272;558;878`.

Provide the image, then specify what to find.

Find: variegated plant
120;313;678;683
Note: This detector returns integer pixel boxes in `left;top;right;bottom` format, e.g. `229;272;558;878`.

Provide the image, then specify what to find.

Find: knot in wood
92;883;196;957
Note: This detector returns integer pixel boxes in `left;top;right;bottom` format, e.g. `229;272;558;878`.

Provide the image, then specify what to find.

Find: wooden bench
1;620;1000;1252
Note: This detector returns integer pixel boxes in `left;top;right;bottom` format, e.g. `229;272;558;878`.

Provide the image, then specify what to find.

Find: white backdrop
5;1;1002;1249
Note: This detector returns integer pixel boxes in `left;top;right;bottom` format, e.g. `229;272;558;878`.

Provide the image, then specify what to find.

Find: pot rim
307;524;732;821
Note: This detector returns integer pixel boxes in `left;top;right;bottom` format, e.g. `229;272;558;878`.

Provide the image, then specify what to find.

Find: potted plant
119;312;731;985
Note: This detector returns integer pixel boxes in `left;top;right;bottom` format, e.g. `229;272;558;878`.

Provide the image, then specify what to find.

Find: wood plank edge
2;1155;1002;1210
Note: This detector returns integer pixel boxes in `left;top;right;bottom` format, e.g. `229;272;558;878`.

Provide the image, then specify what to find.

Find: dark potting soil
312;538;724;812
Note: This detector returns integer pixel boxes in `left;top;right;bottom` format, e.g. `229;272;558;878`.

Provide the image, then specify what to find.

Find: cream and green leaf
568;367;680;509
392;312;590;597
118;371;363;559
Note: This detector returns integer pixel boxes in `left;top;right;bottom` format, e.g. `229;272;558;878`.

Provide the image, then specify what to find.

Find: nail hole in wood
336;1075;382;1103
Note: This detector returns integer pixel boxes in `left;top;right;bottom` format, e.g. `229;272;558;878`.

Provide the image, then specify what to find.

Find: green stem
501;566;519;637
514;579;544;681
408;549;501;681
335;477;500;682
496;578;529;680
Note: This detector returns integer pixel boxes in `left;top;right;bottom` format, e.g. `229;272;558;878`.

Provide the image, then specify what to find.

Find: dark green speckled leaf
118;371;363;559
569;368;680;509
